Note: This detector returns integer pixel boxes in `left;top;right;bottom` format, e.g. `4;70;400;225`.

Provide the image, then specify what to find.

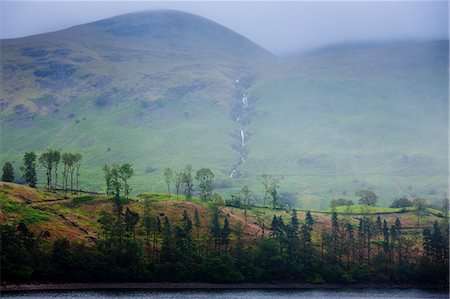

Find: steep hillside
0;10;273;194
0;10;447;208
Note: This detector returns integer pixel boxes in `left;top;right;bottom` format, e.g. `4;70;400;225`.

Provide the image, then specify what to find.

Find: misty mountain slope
1;10;272;112
0;10;272;192
241;41;448;208
0;11;447;208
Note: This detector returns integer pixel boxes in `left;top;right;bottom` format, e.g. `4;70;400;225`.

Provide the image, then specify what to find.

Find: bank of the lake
1;287;449;299
1;282;448;293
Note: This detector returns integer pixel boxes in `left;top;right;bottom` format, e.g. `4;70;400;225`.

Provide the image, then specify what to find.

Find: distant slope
241;41;448;208
0;10;447;208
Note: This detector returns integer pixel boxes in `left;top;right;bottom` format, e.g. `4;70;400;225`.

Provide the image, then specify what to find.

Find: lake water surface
2;289;448;298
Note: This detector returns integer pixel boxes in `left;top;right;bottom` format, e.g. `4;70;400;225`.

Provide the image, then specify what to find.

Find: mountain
0;10;447;208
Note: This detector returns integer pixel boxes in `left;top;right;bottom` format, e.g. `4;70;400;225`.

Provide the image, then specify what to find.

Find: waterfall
240;129;245;147
229;169;236;178
242;94;248;108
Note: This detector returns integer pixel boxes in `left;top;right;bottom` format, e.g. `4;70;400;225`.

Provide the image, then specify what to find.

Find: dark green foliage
330;198;354;208
2;162;14;182
1;206;448;285
355;190;378;206
21;152;37;187
390;197;413;208
195;168;214;201
221;216;231;249
226;192;242;208
210;207;221;249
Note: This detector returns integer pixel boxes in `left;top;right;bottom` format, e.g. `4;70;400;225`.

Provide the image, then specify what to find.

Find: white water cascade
240;129;245;147
229;169;236;178
242;94;248;108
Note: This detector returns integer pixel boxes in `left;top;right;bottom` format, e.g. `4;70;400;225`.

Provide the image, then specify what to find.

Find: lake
2;289;448;298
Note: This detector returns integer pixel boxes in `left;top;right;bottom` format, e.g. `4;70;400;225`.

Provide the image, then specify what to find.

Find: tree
39;149;59;191
331;211;341;260
182;165;194;200
270;187;280;209
142;200;153;259
163;168;173;197
382;219;390;258
210;207;221;250
103;165;112;194
413;198;427;226
195;168;214;201
125;208;139;239
355;190;378;206
330;198;354;208
194;208;201;239
21;152;37;187
61;153;75;194
182;210;192;234
343;222;355;267
221;216;231;250
74;153;82;191
172;171;183;200
390;197;412;208
2;162;14;182
241;186;252;225
119;163;134;199
257;174;279;212
52;150;61;190
305;211;314;227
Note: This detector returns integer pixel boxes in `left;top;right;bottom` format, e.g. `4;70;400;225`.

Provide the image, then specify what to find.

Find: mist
1;1;447;55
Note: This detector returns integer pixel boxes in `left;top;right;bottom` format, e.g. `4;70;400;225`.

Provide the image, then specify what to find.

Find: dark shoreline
1;282;449;293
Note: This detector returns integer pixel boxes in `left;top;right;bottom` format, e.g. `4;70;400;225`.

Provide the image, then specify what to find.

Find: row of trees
162;166;215;201
2;151;82;194
103;163;134;199
2;203;448;284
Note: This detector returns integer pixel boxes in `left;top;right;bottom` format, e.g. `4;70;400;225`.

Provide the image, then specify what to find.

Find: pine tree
331;211;340;261
305;211;314;227
210;208;221;250
221;216;231;251
431;221;443;263
194;208;201;239
382;219;390;260
2;162;14;182
375;216;383;253
182;210;192;233
422;227;432;259
344;222;354;267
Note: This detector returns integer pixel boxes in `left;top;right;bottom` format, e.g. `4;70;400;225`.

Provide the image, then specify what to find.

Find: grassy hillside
240;41;448;208
0;182;445;245
0;10;447;208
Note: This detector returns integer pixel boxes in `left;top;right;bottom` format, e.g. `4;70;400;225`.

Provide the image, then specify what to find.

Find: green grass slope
0;10;447;209
239;41;448;208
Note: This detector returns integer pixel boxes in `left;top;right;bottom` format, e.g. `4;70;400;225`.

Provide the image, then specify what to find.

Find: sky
1;1;448;55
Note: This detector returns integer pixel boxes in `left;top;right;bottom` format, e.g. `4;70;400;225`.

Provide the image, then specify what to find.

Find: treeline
1;202;448;284
2;150;82;194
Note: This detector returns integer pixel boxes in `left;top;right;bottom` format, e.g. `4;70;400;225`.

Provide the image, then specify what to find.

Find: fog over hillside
0;5;448;209
2;1;447;55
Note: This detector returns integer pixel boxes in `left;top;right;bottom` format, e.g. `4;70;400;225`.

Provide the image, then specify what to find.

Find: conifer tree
2;162;14;182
